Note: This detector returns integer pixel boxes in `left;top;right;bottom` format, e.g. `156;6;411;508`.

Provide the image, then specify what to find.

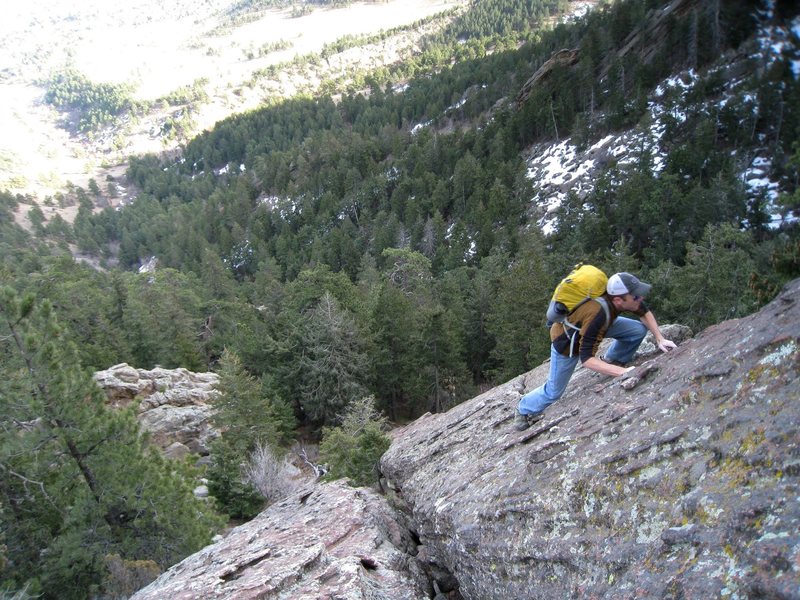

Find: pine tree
318;396;390;487
485;232;554;380
211;349;291;452
121;268;205;369
0;288;222;598
419;303;469;413
296;292;368;425
368;282;423;421
654;223;758;331
206;349;294;519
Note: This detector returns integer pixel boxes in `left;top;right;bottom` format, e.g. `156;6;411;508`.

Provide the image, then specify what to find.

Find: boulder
380;279;800;599
93;363;220;455
137;404;216;453
129;481;429;600
517;48;580;106
163;441;191;460
633;323;693;357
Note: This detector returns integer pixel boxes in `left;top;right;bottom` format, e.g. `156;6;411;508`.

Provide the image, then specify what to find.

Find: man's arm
583;356;632;377
579;305;634;377
640;311;676;352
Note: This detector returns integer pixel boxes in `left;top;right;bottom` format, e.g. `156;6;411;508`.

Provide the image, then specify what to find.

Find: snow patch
526;17;798;236
411;120;433;135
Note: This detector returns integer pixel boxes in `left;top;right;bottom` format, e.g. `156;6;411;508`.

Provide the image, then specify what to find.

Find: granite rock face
380;279;800;599
129;481;429;600
93;363;220;456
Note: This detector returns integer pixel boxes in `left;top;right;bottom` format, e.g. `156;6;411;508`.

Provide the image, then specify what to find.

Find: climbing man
514;272;676;431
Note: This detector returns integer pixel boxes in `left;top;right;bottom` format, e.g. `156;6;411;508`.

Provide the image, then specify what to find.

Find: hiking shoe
514;409;543;431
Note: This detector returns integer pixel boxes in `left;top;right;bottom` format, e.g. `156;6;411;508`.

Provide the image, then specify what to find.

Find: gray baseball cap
607;272;652;297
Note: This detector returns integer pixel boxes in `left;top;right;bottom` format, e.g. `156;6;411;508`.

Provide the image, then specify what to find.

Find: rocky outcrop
517;48;580;107
129;481;429;600
93;363;220;457
598;0;700;82
380;279;800;599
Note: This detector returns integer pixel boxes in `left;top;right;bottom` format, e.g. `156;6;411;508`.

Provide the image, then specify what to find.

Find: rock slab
130;481;428;600
380;279;800;599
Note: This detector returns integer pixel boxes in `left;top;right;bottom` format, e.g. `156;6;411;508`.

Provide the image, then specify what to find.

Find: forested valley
2;0;799;597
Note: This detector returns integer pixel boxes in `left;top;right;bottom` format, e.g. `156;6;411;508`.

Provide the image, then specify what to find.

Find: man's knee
619;319;647;344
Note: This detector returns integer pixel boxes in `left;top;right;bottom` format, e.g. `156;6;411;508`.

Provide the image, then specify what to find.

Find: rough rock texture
598;0;698;80
381;280;800;599
93;363;220;455
129;481;429;600
517;48;580;106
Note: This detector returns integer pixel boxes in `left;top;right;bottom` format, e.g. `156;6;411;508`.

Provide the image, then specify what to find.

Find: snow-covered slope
525;7;800;236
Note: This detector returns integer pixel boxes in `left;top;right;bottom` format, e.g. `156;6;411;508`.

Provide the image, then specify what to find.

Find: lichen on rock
380;278;800;599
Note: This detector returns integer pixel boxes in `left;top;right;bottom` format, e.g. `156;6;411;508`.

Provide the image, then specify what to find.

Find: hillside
2;0;797;427
1;0;799;597
0;0;464;216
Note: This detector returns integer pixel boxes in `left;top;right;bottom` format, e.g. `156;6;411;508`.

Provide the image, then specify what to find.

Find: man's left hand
658;339;676;353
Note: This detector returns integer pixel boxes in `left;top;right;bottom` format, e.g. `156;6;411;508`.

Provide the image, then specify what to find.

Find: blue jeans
518;316;647;416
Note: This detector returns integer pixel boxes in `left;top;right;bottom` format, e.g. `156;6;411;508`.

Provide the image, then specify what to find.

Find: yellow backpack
546;264;609;326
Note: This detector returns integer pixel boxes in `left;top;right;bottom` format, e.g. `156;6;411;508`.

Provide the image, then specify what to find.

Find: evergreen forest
2;0;799;597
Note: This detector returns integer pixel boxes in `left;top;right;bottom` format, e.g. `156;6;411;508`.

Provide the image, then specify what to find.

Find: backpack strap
595;296;611;329
562;296;612;358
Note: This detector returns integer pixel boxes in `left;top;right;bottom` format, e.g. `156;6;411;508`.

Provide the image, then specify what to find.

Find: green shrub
206;439;265;520
319;397;391;487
